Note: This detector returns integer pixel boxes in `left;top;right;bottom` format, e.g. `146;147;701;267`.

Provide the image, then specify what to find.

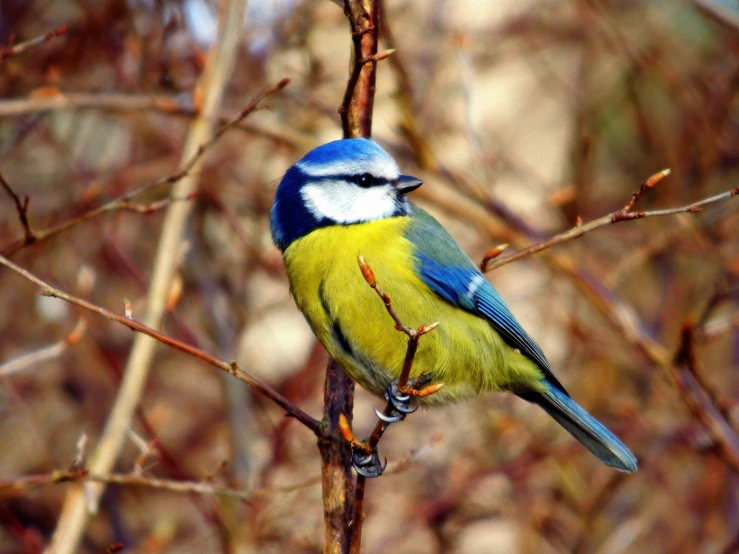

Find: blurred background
1;0;739;552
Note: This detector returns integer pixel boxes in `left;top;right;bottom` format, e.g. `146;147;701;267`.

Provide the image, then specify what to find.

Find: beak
396;174;423;195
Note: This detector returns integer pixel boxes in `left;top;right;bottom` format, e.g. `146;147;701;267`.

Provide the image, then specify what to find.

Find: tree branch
483;170;738;272
0;467;328;502
45;4;256;552
0;253;320;431
669;324;739;472
0;78;289;257
0;319;86;377
0;25;67;61
319;1;383;552
0;173;36;247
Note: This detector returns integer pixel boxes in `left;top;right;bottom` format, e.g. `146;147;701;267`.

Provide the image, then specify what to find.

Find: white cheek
301;182;397;223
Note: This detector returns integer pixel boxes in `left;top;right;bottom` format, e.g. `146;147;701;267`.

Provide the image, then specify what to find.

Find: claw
391;402;417;414
352;448;387;478
410;374;433;388
355;452;374;466
381;379;418;421
374;407;403;423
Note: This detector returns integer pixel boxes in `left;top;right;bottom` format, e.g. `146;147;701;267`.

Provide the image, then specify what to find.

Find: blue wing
406;207;566;393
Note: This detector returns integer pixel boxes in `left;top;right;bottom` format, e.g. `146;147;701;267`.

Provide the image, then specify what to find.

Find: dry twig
0;253;320;431
670;324;739;472
0;25;67;61
0;319;86;377
0;469;303;503
0;173;35;247
1;79;289;257
483;169;739;272
44;4;270;551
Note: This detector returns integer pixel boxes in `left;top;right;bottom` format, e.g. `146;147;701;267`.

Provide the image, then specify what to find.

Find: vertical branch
319;1;380;553
44;1;248;553
339;0;380;139
320;359;356;552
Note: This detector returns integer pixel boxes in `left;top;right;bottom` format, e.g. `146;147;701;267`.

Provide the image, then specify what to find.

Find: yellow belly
283;217;543;405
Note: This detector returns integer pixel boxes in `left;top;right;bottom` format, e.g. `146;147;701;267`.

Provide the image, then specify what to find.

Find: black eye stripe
311;173;393;187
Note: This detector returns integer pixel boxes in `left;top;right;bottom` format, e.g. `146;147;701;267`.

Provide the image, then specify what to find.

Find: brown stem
0;78;289;257
320;1;381;552
483;172;738;272
0;173;35;246
669;324;739;472
320;358;356;554
339;0;381;138
0;253;321;433
0;468;322;501
0;25;67;61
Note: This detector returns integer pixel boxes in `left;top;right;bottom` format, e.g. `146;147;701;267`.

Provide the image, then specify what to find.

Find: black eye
354;173;374;187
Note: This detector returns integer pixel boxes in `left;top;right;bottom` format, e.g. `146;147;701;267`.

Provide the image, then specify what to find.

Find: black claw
352;448;387;478
381;379;419;422
411;374;432;388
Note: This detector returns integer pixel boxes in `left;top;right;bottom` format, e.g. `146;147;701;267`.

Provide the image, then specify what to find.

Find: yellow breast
283;217;542;404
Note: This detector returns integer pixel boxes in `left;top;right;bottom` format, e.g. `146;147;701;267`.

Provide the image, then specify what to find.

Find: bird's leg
338;376;444;479
338;414;388;478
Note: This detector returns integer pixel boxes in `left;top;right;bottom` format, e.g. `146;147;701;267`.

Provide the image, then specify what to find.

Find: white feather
301;181;398;223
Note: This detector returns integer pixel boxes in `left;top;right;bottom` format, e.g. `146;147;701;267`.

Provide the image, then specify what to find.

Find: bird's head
270;138;423;251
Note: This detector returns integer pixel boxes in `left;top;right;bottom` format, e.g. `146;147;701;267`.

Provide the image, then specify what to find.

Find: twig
670;324;739;472
0;469;309;502
0;79;289;257
0;26;67;61
0;319;86;377
697;312;739;343
0;92;310;147
44;5;274;550
483;170;739;272
0;173;36;246
346;255;441;554
339;0;383;138
0;253;320;432
571;473;628;554
478;243;509;273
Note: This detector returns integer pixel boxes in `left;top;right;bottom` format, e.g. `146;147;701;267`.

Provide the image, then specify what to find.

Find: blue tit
270;138;637;473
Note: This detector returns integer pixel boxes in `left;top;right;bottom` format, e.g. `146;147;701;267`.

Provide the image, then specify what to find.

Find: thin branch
0;319;86;377
483;171;739;272
670;324;739;472
0;253;320;432
697;311;739;342
0;92;310;147
0;26;67;61
0;468;317;502
346;256;441;554
0;172;36;246
339;0;382;138
0;78;289;257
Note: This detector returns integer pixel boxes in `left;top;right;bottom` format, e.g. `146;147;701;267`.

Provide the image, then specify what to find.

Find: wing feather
407;207;566;393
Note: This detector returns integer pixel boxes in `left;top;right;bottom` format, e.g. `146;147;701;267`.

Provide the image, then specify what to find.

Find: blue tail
519;387;637;472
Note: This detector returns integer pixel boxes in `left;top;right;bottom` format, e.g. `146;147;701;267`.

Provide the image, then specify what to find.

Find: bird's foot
352;447;387;478
378;375;440;424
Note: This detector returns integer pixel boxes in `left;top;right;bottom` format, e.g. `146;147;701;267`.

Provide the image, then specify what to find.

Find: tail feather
519;387;637;473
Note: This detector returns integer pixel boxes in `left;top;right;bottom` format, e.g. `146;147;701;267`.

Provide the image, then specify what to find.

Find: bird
270;138;637;476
